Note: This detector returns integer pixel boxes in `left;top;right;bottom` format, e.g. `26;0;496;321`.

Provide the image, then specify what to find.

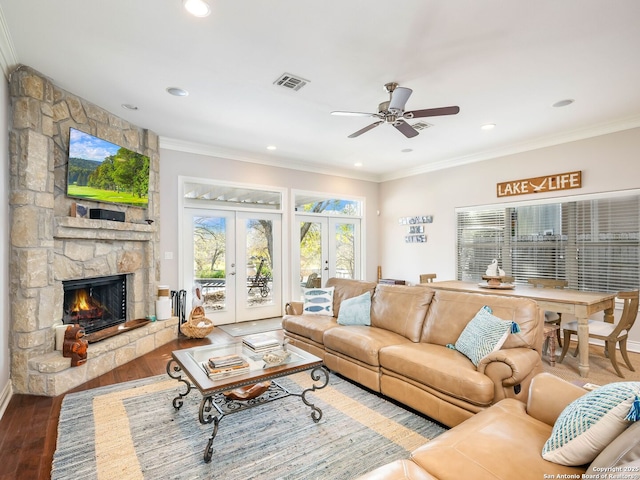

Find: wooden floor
0;328;283;480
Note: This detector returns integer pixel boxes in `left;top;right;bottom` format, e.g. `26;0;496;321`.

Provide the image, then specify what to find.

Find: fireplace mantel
54;216;156;242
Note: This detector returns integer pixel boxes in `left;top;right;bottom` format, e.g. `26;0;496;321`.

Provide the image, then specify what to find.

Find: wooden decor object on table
62;324;88;367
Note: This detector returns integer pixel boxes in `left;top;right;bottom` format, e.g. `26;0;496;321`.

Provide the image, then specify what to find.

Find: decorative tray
478;283;515;290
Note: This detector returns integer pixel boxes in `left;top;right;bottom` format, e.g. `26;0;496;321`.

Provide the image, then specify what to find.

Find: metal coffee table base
167;361;330;463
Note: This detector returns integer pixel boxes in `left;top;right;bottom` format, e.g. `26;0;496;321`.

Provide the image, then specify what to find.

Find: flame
70;289;103;316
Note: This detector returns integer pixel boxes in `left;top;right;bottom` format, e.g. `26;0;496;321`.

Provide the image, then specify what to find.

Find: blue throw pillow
454;306;517;366
337;292;371;326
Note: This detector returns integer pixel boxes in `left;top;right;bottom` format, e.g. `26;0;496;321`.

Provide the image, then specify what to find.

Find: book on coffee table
202;359;250;379
242;333;281;353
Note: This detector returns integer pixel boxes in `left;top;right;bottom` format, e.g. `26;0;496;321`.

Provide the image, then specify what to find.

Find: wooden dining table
425;280;617;378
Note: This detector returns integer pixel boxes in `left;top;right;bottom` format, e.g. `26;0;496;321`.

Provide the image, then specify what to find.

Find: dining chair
527;278;568;349
558;289;639;378
305;273;321;288
420;273;437;283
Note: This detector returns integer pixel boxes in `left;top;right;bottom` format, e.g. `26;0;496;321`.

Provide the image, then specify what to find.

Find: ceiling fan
331;82;460;139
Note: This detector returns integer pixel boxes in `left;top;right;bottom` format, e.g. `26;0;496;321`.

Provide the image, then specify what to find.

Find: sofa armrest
477;347;540;387
285;301;303;315
526;372;586;426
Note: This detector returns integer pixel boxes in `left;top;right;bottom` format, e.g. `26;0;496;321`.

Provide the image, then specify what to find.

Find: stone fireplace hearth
9;65;177;396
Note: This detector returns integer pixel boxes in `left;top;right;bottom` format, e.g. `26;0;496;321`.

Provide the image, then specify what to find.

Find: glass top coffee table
166;340;329;463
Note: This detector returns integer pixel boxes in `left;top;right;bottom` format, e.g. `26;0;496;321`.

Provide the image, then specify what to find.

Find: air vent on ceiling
273;73;309;91
412;122;433;131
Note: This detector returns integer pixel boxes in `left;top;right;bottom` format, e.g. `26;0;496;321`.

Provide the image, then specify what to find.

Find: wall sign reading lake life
496;171;581;198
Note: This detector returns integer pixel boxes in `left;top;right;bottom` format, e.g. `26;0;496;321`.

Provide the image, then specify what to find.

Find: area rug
217;317;283;337
542;340;640;385
52;372;445;479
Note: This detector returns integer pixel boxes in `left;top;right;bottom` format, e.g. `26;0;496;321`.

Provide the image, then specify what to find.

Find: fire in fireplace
62;275;127;334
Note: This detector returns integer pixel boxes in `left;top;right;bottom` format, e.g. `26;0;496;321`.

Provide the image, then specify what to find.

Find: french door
183;208;282;325
295;215;361;297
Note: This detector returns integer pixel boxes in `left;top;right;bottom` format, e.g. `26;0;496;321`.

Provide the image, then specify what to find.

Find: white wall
379;127;640;347
158;149;380;302
0;71;10;414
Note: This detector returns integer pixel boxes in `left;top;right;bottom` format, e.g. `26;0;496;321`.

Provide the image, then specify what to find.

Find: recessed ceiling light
183;0;211;17
121;104;138;111
266;145;277;150
481;123;496;130
553;99;574;108
166;87;189;97
354;162;363;167
401;148;413;153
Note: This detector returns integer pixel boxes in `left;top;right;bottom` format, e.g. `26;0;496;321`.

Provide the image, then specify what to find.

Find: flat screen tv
67;128;150;208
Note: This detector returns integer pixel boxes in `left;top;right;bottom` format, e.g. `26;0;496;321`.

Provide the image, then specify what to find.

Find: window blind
456;192;640;293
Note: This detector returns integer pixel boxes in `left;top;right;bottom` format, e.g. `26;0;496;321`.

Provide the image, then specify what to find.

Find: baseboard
0;379;13;420
587;338;640;354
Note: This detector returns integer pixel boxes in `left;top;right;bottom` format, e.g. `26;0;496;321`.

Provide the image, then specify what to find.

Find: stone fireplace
9;65;177;396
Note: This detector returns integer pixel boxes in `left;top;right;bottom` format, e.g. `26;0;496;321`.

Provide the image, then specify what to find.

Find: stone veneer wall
8;65;176;396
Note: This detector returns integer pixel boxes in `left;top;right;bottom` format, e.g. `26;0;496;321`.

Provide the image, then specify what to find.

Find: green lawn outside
68;185;148;207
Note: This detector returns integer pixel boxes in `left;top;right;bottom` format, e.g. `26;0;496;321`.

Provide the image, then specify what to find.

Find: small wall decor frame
405;234;427;243
399;215;433;225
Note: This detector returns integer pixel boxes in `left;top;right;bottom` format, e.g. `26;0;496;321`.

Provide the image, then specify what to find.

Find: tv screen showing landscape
67;128;150;208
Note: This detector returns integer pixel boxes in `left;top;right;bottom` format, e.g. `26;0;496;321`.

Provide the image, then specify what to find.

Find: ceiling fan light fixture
166;87;189;97
183;0;211;17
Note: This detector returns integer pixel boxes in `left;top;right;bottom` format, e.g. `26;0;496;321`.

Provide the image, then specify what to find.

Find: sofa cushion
303;286;334;316
454;306;516;366
542;382;640;466
420;290;542;353
380;343;495;406
324;326;412;366
410;398;586;480
326;278;377;317
281;314;338;344
370;285;434;342
337;291;372;326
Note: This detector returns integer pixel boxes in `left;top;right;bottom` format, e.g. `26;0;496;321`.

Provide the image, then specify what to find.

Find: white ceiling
1;0;640;182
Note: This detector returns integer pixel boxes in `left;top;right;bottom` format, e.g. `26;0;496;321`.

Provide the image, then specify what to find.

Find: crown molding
0;6;18;79
380;115;640;182
159;137;381;183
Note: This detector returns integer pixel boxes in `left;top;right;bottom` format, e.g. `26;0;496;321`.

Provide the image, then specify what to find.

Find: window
456;191;640;293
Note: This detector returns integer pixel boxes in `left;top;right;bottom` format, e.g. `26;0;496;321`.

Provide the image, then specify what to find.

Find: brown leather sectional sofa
283;277;545;428
356;373;640;480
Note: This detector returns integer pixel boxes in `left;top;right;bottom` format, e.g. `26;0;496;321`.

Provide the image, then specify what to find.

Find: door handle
229;272;236;276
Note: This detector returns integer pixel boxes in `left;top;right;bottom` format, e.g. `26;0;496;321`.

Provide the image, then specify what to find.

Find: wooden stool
543;324;560;367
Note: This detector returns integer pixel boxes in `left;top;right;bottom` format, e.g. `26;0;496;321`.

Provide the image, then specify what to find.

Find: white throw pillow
302;287;335;316
542;382;640;466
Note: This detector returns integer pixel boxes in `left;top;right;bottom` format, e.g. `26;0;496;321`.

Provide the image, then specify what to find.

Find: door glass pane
245;218;273;306
335;222;355;279
193;216;227;313
300;220;322;293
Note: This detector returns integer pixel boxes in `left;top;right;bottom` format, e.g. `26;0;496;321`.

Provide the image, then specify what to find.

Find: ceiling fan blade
348;121;384;138
405;106;460;119
331;111;377;117
393;120;419;138
388;87;413;111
